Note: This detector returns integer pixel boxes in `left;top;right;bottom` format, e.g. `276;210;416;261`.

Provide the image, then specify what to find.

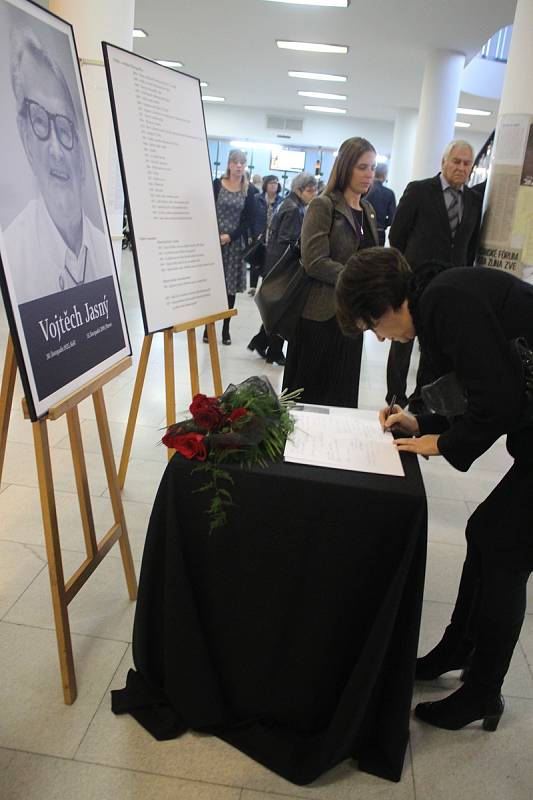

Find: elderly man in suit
386;140;482;411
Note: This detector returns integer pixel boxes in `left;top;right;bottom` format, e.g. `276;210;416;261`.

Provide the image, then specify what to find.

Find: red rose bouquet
162;376;301;531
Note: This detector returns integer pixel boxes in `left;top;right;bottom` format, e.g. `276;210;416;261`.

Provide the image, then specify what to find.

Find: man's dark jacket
389;174;482;268
365;180;396;232
414;267;533;471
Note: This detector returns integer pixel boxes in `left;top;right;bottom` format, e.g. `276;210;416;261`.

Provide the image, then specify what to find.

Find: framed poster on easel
0;0;131;421
0;0;135;704
102;44;235;485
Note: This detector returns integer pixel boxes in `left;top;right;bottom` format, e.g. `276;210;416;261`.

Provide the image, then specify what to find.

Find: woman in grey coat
282;137;379;407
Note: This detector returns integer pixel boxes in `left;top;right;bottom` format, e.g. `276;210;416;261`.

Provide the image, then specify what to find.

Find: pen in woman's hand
385;394;397;422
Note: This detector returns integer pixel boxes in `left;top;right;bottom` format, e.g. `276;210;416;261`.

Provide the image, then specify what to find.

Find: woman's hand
220;233;231;246
394;434;441;457
379;405;420;436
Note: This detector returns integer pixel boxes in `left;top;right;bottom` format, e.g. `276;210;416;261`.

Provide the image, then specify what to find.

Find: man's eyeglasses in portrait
23;98;76;150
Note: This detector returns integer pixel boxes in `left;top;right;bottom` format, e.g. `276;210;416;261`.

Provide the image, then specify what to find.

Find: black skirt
282;315;363;407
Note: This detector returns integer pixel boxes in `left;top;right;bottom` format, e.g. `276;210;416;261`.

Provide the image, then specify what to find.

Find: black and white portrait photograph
0;0;130;419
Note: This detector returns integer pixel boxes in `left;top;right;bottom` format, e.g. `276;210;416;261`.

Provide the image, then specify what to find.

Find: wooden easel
0;336;137;704
118;308;237;488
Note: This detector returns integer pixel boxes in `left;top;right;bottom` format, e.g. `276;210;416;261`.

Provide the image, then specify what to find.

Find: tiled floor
1;252;532;799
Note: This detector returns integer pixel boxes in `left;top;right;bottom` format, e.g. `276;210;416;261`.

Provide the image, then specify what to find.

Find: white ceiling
132;0;517;134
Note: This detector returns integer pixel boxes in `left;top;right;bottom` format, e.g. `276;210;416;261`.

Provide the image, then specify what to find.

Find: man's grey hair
442;140;475;163
10;27;77;119
375;163;388;180
291;172;316;192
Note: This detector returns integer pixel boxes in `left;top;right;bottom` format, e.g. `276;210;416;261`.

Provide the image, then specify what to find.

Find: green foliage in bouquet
162;376;301;531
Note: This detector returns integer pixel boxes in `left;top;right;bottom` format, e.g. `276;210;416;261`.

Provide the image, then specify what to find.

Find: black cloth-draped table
112;447;427;785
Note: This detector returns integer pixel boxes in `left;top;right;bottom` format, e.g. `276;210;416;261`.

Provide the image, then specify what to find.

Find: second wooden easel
118;308;237;488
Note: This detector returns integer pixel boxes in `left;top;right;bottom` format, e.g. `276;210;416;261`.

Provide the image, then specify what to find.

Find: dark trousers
249;263;262;290
386;339;433;411
444;461;533;693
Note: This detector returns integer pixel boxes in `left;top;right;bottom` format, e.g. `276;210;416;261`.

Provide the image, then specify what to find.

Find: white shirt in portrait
2;194;112;305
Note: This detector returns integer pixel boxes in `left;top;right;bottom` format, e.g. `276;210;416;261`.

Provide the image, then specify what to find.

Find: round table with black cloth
112;449;427;785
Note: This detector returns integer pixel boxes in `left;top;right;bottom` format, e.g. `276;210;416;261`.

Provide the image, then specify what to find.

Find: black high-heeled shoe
416;637;474;681
247;339;267;358
415;684;504;731
222;333;231;345
202;327;209;344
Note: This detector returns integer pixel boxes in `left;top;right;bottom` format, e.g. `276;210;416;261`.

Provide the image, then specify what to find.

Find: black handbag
243;235;266;268
254;239;312;341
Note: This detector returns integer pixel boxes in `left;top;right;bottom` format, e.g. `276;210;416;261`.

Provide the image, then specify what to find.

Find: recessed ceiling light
133;28;148;38
264;0;350;6
202;95;225;102
454;121;471;128
289;70;347;82
278;40;348;54
230;140;282;151
200;81;209;87
456;107;491;117
156;60;183;68
298;90;347;100
304;105;347;114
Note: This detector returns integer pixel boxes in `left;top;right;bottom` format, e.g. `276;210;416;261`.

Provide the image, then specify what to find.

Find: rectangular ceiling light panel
277;40;348;54
289;71;347;82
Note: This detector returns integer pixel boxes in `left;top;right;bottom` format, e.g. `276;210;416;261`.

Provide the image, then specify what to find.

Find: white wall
203;103;395;155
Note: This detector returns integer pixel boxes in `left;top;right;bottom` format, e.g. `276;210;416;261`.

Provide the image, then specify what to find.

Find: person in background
386;140;482;411
282;137;379;407
248;172;317;365
251;173;263;193
336;246;533;734
365;163;396;246
207;149;255;345
248;175;282;296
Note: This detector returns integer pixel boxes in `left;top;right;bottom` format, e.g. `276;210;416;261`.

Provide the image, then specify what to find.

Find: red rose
162;431;207;460
229;407;249;424
189;394;224;430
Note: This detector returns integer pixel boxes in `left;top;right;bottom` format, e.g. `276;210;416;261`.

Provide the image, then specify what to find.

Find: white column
50;0;135;271
411;50;465;180
499;0;533;116
498;0;533;283
387;108;418;199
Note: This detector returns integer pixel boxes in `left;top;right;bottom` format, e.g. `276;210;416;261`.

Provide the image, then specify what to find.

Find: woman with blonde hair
282;137;379;406
207;149;256;344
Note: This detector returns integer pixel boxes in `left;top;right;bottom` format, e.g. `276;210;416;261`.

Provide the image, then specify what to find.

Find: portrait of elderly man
3;28;110;305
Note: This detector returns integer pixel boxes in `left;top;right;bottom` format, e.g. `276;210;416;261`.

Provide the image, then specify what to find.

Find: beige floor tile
0;749;241;800
76;649;415;800
5;545;138;642
459;468;503;503
410;692;533;800
472;437;513;473
5;407;69;447
422;543;466;605
0;540;46;618
0;622;127;757
417;601;533;698
55;417;167;464
107;457;166;505
1;439;109;496
0;482;9;494
519;616;533;666
0;483;150;561
418;459;466;501
427;497;469;548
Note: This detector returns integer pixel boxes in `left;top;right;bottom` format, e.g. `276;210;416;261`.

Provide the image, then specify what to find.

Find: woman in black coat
247;172;317;364
336;247;533;732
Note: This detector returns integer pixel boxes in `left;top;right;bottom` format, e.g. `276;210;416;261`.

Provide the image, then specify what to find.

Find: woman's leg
415;462;533;729
222;293;235;344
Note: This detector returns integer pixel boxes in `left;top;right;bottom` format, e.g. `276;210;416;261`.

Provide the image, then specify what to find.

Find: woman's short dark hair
336;247;412;336
262;174;280;193
326;137;376;194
